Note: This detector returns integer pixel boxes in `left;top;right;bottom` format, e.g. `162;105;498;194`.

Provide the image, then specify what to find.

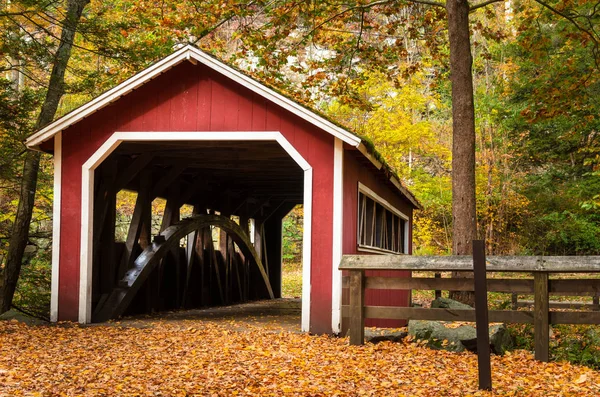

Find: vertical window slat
357;190;407;254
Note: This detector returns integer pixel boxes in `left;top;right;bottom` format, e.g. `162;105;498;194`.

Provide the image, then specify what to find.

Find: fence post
434;273;442;299
534;272;549;362
349;270;365;346
473;240;492;391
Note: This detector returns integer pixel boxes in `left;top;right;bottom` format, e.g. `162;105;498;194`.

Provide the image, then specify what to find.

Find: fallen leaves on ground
0;320;598;396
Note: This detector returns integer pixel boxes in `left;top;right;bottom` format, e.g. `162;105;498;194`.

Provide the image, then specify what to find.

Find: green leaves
493;0;600;255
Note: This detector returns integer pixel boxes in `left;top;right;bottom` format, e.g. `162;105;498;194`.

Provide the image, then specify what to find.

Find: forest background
0;0;599;318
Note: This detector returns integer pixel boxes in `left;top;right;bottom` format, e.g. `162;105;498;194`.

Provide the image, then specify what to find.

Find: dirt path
103;298;302;333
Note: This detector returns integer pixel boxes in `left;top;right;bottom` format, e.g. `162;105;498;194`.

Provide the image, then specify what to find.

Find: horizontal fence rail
340;255;600;362
340;255;600;272
341;276;600;296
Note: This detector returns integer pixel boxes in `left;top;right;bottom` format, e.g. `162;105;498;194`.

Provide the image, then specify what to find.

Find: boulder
408;320;471;352
458;324;513;354
430;297;474;310
407;298;514;354
365;328;408;344
489;324;514;355
0;309;47;326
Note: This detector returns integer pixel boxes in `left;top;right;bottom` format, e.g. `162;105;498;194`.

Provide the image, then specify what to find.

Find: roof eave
357;143;422;210
25;45;420;209
25;45;361;150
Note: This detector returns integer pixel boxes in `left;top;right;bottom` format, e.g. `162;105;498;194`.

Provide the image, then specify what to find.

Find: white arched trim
80;131;312;332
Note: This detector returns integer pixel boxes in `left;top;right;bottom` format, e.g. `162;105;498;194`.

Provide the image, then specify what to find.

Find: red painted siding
58;61;334;333
342;149;414;328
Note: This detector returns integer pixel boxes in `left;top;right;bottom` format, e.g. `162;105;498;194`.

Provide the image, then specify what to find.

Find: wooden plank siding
342;150;414;328
57;61;336;333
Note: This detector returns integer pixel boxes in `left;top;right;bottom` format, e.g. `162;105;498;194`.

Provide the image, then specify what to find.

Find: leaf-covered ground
0;320;598;396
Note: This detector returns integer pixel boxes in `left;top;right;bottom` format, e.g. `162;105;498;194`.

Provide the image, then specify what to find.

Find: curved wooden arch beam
93;214;273;322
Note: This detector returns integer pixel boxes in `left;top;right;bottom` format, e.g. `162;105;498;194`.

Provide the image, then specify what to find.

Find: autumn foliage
0;320;598;396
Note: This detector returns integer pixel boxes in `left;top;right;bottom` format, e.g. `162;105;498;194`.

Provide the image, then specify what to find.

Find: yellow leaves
574;373;587;384
0;321;599;396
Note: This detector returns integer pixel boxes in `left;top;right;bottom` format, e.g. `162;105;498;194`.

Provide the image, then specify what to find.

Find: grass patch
509;323;600;370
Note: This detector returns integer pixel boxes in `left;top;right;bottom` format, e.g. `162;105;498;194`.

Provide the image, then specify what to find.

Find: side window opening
357;185;407;254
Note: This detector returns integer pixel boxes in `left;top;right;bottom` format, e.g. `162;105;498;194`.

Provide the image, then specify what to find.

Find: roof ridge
24;44;420;208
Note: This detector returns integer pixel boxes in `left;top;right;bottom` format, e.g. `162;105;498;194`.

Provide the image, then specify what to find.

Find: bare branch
532;0;600;68
0;10;36;17
532;0;598;44
302;0;406;41
407;0;446;8
193;0;259;44
0;0;61;19
11;67;49;89
469;0;505;12
4;15;55;58
346;8;366;84
15;11;120;59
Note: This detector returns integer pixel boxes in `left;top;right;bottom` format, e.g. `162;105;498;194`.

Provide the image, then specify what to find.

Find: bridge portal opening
89;139;305;322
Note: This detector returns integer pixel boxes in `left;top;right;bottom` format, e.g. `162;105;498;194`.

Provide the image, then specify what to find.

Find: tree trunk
0;0;90;313
446;0;477;306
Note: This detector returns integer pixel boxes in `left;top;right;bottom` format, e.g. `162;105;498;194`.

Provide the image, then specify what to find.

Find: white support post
301;168;313;332
331;138;344;334
50;132;62;322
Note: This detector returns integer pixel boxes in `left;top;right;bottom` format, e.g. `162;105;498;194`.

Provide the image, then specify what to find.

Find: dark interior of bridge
90;140;303;322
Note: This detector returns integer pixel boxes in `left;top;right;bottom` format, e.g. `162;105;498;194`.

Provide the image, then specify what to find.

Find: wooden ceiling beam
114;153;154;192
151;162;187;198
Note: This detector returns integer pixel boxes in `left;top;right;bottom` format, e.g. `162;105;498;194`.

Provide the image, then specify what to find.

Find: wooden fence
340;255;600;362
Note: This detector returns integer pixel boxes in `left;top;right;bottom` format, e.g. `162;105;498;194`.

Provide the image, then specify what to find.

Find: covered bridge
25;45;419;334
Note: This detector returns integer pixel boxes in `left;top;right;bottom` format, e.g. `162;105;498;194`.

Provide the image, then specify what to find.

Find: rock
408;320;470;352
365;328;408;344
430;297;474;310
408;319;514;355
23;244;37;261
406;298;515;354
408;320;446;340
0;309;47;326
461;324;514;355
489;324;513;355
460;336;478;352
454;325;478;343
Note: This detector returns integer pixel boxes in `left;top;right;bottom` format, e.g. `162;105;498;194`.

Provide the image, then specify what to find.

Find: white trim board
301;168;312;333
79;131;313;333
358;182;409;221
50;132;62;322
25;45;361;150
331;138;344;334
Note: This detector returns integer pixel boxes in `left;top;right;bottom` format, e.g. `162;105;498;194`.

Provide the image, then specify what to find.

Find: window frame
357;182;409;255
